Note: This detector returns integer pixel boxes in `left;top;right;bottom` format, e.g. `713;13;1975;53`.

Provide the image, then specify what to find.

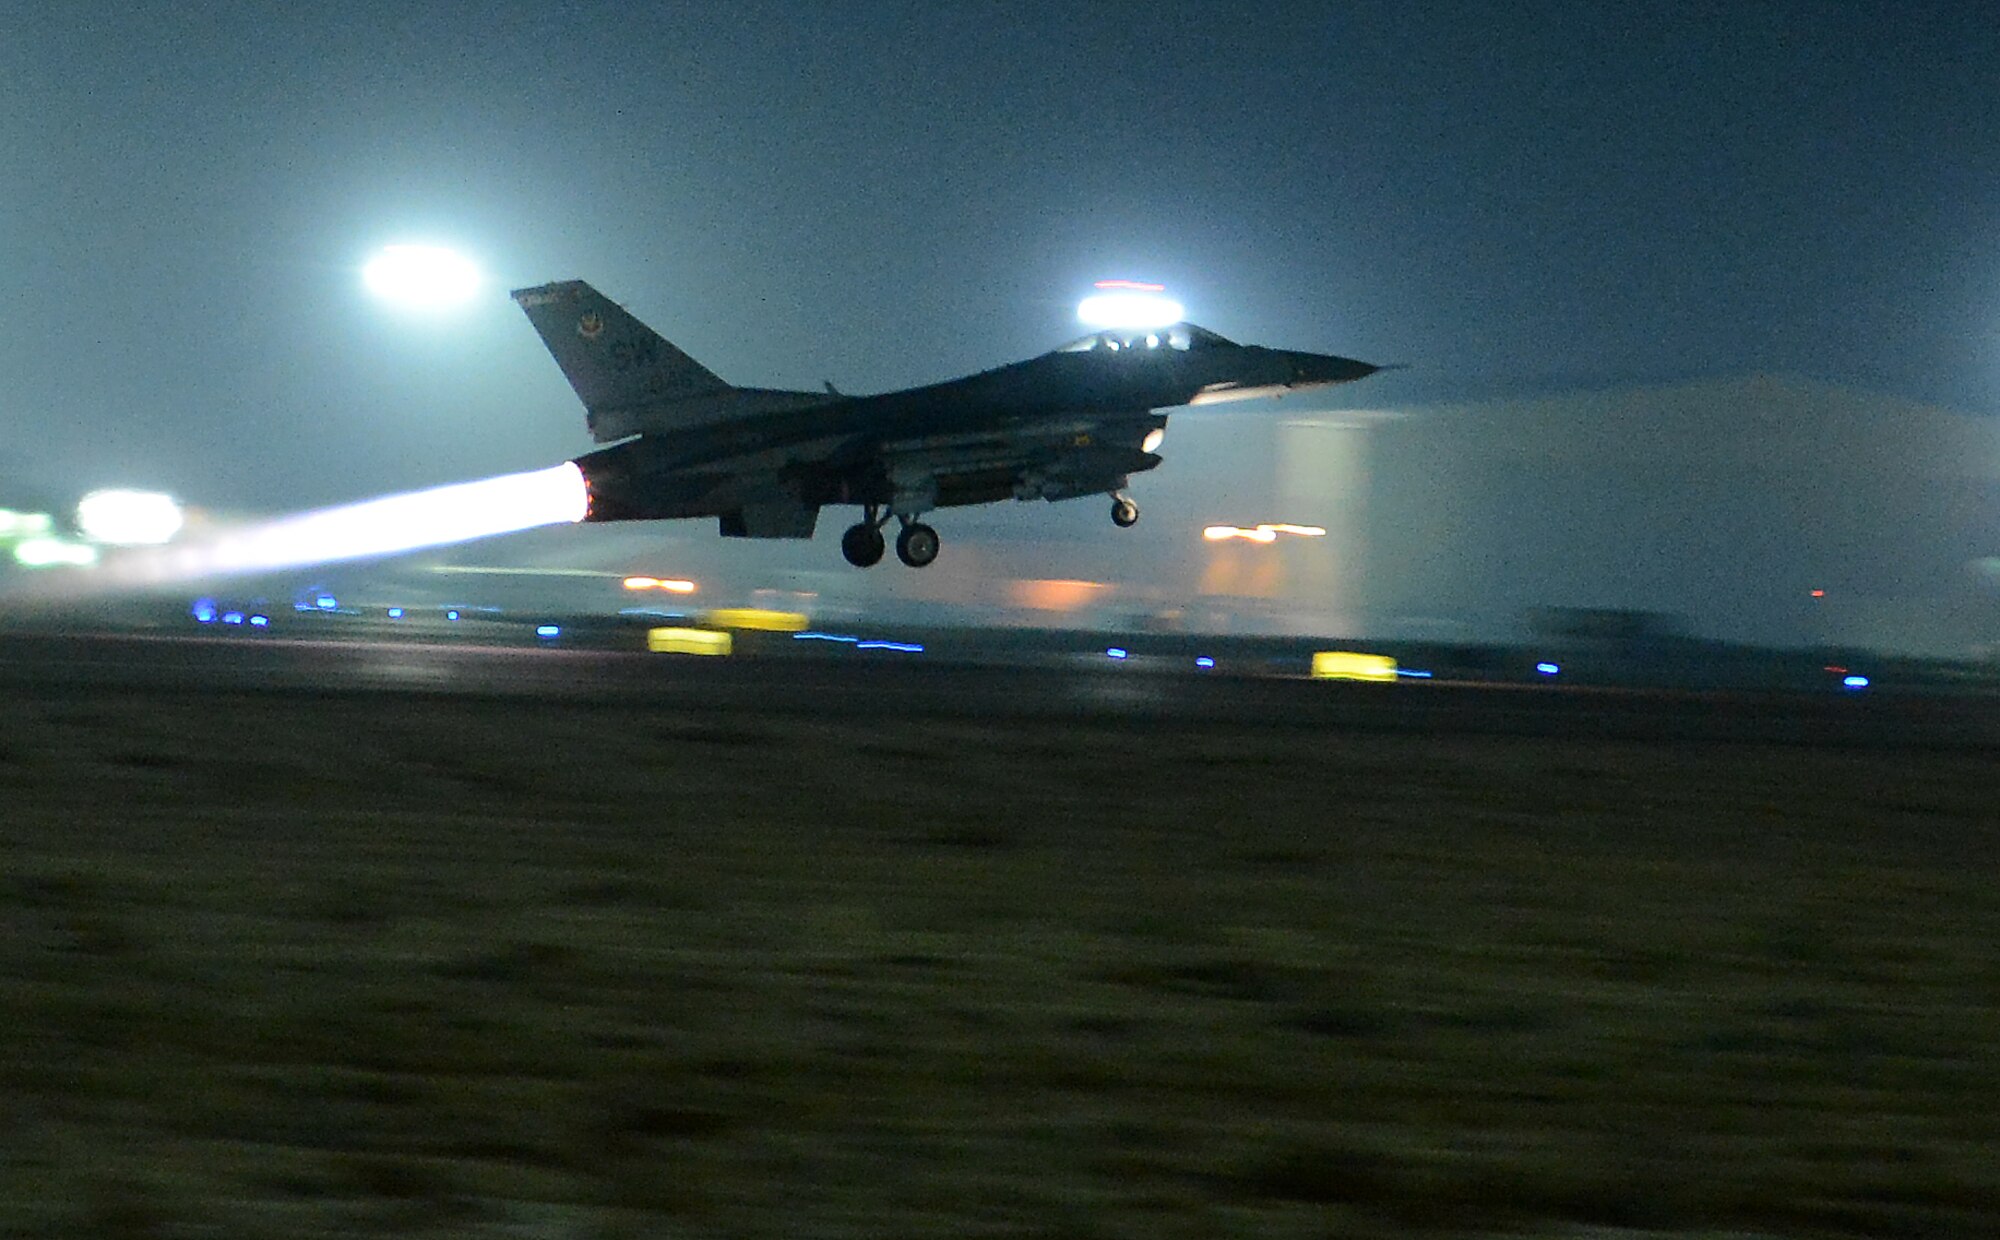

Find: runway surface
6;627;1999;1236
3;629;1996;750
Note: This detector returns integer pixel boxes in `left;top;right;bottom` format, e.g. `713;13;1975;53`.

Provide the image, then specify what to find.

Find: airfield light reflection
99;463;588;587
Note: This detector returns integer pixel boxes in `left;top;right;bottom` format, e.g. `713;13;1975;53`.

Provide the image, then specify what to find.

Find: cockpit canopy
1057;323;1237;354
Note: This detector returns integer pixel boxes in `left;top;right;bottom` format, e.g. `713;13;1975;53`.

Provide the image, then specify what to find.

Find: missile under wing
513;280;1380;568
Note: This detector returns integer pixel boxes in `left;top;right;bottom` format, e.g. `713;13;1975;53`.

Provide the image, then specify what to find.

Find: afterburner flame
101;463;589;587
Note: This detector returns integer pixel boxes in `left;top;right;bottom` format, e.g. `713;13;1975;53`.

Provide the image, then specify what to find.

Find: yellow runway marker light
705;608;810;632
1311;650;1398;682
647;627;732;656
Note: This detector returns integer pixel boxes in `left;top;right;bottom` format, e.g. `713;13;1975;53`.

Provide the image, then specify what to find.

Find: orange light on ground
1203;524;1327;543
1009;578;1108;612
625;576;697;593
1810;589;1826;598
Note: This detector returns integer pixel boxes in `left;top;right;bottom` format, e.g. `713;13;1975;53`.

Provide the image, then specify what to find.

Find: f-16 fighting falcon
513;280;1381;568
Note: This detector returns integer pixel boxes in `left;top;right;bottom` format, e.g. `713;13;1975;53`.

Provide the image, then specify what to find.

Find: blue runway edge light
192;599;217;623
1536;662;1561;676
536;624;560;638
1843;674;1870;689
387;607;403;618
1195;656;1214;668
1106;648;1128;660
248;614;270;628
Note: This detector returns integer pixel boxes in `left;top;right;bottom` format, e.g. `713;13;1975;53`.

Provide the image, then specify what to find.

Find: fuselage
573;325;1378;520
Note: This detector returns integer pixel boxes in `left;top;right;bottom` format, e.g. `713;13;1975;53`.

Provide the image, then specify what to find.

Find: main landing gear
895;521;939;567
1111;494;1140;528
840;520;885;567
842;506;939;569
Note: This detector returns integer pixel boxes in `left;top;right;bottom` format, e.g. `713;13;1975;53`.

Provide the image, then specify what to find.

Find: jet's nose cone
1289;351;1382;386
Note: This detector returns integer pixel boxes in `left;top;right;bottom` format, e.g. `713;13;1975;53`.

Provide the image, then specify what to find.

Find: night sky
4;1;1996;512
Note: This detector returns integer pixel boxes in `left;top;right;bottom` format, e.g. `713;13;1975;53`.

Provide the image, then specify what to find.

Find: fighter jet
513;280;1380;568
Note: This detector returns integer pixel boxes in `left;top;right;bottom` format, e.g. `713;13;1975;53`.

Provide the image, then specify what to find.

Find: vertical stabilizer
512;280;730;442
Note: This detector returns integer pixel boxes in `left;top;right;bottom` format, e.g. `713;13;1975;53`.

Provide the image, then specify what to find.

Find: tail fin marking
512;280;730;441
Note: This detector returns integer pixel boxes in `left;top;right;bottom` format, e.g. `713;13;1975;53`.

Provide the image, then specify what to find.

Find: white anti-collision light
1141;427;1165;453
363;244;482;309
77;490;184;546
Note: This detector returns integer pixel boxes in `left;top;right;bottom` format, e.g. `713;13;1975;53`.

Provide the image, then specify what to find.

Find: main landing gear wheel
841;521;885;567
895;522;940;568
1111;496;1140;528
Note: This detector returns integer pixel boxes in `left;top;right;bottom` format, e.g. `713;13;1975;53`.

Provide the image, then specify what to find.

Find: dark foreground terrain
3;644;1999;1238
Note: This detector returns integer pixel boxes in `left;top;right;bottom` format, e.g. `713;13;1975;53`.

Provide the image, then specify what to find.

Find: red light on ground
1093;279;1165;292
1810;589;1825;598
1825;665;1848;674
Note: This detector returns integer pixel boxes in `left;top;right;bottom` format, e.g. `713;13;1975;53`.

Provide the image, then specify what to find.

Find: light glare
15;538;99;567
77;490;184;546
1078;292;1186;330
363;245;482;309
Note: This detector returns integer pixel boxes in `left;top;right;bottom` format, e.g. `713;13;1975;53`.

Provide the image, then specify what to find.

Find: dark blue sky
3;1;1995;509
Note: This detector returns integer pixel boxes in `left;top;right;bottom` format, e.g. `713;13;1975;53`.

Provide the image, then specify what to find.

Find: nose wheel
1111;495;1139;528
895;521;940;567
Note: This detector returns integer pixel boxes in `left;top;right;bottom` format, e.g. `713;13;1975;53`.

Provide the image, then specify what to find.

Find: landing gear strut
842;504;939;569
895;521;940;568
1111;495;1140;528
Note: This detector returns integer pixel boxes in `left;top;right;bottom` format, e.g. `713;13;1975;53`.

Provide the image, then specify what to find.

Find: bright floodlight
77;489;184;546
1078;290;1186;331
363;245;482;309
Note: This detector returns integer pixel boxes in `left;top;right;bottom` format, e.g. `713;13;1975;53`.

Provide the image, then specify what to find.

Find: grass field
2;681;1998;1237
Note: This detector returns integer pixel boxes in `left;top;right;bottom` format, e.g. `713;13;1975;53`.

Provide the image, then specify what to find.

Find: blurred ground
2;646;1998;1238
